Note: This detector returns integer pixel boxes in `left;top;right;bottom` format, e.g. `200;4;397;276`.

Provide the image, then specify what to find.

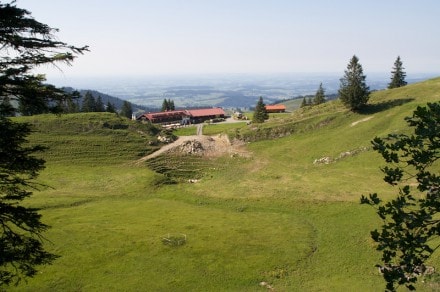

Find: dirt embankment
135;134;250;164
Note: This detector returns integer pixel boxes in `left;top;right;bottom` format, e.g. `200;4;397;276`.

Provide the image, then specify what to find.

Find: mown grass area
173;121;247;137
15;112;161;164
173;125;197;136
11;77;440;291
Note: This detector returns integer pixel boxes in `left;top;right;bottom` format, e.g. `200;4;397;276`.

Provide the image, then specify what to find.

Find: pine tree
313;83;326;105
95;95;105;112
106;101;116;113
120;101;133;119
161;99;169;111
18;76;49;116
81;91;96;112
65;98;79;113
17;75;75;115
168;99;175;110
388;56;407;89
338;55;370;111
0;1;87;286
252;96;268;123
300;96;307;108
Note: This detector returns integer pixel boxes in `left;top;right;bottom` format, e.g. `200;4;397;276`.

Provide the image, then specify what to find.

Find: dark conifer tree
338;55;370;111
18;78;49;116
106;101;116;113
0;1;87;286
313;83;326;105
81;91;96;112
168;99;175;110
300;96;307;108
95;95;105;112
65;97;79;113
161;99;169;111
252;96;268;123
120;100;133;119
388;56;407;89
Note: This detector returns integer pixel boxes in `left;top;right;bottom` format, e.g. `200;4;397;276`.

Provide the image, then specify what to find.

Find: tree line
4;86;134;119
254;55;407;122
80;91;133;119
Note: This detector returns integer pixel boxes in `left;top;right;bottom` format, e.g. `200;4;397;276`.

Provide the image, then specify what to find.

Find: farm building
186;108;226;124
137;108;226;125
137;110;188;124
265;104;286;113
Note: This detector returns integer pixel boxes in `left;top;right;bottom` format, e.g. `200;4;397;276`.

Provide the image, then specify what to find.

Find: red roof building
265;104;286;113
138;110;188;124
137;108;226;124
186;108;226;123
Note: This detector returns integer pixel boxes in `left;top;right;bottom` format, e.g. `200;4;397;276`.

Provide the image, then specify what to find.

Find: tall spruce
120;100;133;119
388;56;407;89
106;101;116;113
168;99;175;111
300;96;308;108
161;99;169;111
81;91;96;112
0;1;87;286
313;83;326;105
95;95;105;112
252;96;268;123
338;55;370;111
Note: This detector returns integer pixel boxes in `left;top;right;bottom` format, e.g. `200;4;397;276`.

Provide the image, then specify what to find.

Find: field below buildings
11;77;440;291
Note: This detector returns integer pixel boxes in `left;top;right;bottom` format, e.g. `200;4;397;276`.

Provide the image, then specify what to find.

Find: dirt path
351;116;374;126
196;124;203;136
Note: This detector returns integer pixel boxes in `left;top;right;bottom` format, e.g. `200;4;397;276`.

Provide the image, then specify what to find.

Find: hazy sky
17;0;440;79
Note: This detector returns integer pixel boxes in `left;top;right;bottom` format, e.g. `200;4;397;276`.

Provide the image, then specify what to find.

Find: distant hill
62;87;157;113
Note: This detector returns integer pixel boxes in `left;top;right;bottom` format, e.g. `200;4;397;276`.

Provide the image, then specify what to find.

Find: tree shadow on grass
359;98;415;115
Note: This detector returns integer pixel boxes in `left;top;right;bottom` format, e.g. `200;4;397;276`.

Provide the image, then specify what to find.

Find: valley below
10;77;440;291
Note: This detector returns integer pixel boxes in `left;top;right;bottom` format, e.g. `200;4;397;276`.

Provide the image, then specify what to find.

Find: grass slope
11;77;440;291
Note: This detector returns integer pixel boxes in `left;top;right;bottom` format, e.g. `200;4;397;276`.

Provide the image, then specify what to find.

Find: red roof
142;110;187;121
138;108;226;122
186;108;226;117
265;104;286;111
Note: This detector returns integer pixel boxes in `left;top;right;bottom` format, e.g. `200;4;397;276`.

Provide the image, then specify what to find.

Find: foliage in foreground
0;1;86;286
362;102;440;291
0;117;59;286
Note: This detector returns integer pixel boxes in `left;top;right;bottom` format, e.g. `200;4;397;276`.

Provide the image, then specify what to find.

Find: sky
16;0;440;80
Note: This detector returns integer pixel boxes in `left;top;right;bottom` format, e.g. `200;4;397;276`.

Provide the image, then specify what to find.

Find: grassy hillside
15;112;161;164
11;77;440;291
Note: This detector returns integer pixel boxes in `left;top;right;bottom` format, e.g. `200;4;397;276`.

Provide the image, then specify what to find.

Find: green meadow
11;77;440;291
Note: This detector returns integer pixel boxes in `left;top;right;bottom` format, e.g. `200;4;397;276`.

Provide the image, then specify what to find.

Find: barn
186;108;226;123
137;110;188;124
137;108;226;125
265;104;286;113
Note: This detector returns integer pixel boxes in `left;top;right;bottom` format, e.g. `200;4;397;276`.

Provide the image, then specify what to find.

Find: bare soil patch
135;134;250;164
